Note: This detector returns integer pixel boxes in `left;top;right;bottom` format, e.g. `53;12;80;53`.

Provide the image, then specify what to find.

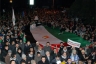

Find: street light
10;0;12;3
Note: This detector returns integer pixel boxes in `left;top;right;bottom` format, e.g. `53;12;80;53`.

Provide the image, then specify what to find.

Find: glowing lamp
10;0;12;3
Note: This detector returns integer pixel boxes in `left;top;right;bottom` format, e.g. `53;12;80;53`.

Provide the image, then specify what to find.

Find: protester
38;56;49;64
31;60;36;64
0;8;95;64
5;50;12;64
34;52;41;64
43;42;52;53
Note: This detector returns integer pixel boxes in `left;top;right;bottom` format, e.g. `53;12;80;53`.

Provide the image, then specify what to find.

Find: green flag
23;34;26;43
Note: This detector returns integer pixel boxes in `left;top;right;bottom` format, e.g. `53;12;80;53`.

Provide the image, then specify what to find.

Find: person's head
8;50;12;56
38;45;42;50
79;47;83;50
46;51;50;57
81;50;85;54
15;38;19;41
72;50;77;55
78;61;83;64
60;42;63;46
15;43;19;48
67;58;72;63
63;46;67;50
10;60;16;64
22;54;26;60
37;52;41;57
17;48;22;53
87;59;92;64
36;41;39;46
20;61;26;64
62;52;67;56
20;40;22;43
11;41;15;45
94;41;96;44
6;35;10;39
53;48;57;53
5;41;10;45
31;60;36;64
2;31;5;34
92;51;96;55
27;41;31;45
86;45;89;49
5;45;9;50
29;51;33;55
46;42;50;46
72;61;76;64
30;47;34;51
55;55;60;60
11;35;14;38
15;34;17;36
41;56;46;62
11;53;16;58
14;30;17;33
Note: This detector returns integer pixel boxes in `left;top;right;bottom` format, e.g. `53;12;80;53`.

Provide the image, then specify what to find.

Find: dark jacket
51;58;61;64
66;62;72;64
19;43;25;52
58;46;64;55
0;52;4;62
2;49;8;62
43;46;52;53
88;54;96;62
12;47;21;54
9;44;15;51
27;54;34;62
38;60;49;64
60;55;69;62
79;54;88;61
45;56;53;63
51;52;59;59
20;59;29;64
16;53;22;64
24;44;32;54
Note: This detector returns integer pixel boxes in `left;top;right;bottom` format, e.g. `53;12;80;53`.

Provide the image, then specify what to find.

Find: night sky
0;0;75;10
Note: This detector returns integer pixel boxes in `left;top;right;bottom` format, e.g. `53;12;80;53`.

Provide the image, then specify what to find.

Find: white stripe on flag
67;39;81;48
30;25;62;46
12;9;16;26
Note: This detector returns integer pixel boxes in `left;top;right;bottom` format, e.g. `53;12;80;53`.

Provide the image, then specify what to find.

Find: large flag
12;9;16;26
30;25;62;46
67;39;81;48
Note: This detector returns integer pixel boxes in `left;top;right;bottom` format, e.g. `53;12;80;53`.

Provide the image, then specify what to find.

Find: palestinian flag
30;25;62;46
30;25;90;49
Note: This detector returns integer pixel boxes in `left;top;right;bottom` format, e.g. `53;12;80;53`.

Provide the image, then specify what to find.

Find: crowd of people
0;8;96;64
